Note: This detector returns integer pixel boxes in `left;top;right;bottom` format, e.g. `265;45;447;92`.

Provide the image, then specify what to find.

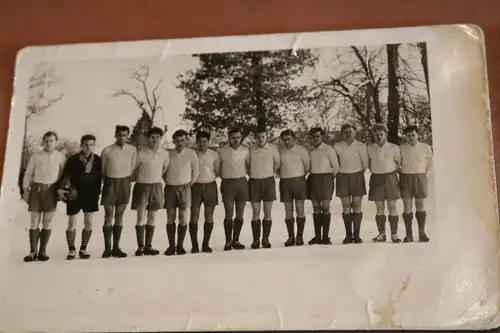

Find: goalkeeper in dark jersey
58;134;102;260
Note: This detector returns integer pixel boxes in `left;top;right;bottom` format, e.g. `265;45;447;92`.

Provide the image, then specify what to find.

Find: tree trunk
372;87;382;123
250;53;266;130
386;44;401;145
417;42;430;101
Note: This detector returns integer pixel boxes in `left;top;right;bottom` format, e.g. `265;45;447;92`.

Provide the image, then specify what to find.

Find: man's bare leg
340;196;353;244
373;201;387;242
250;201;262;249
66;215;78;260
111;204;128;257
79;213;94;258
309;201;322;245
319;200;332;244
38;212;55;261
222;200;235;251
189;205;201;253
402;198;414;242
284;201;295;246
415;198;429;242
176;208;188;255
135;210;147;256
165;208;177;256
387;200;401;243
201;206;215;253
295;200;306;245
24;212;42;262
351;196;363;243
261;201;273;248
102;206;114;258
232;200;246;250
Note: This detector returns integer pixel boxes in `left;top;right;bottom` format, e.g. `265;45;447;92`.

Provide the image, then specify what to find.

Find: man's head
309;127;324;147
147;127;164;149
371;124;388;145
255;129;267;148
196;130;211;151
80;134;96;156
42;131;58;152
404;125;419;146
172;129;189;150
114;125;130;146
228;128;242;148
341;123;357;141
280;129;296;149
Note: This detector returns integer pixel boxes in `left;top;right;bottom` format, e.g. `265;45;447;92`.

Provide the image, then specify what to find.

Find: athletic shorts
399;173;428;199
101;177;132;206
164;183;191;209
335;171;367;197
28;183;58;213
368;172;401;201
221;177;249;202
131;182;164;211
191;181;219;207
279;176;307;202
306;173;335;201
249;177;276;202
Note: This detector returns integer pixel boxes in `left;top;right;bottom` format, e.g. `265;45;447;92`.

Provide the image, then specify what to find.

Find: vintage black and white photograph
0;26;498;331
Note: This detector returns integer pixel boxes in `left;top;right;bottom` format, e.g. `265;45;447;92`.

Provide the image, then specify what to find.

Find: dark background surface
0;0;498;191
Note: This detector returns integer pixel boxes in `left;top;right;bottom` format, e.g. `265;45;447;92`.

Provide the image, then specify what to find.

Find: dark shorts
164;184;191;209
192;181;219;207
368;172;401;201
221;177;249;203
249;177;277;202
67;188;99;216
400;173;428;199
335;171;367;198
306;173;335;201
279;176;307;202
131;183;164;211
101;177;132;207
28;183;58;213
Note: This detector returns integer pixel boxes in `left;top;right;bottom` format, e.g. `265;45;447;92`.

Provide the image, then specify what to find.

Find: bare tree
113;65;164;146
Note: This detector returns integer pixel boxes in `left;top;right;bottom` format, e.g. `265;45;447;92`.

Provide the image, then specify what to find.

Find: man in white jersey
278;129;310;247
367;123;402;243
307;127;340;245
131;127;169;256
22;131;66;262
248;127;280;249
218;128;250;251
190;131;220;253
399;126;432;242
100;125;137;258
164;129;199;256
334;124;369;244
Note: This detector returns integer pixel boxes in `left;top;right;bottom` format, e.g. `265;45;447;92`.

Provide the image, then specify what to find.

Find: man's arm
22;155;36;191
273;146;280;175
302;147;311;175
95;156;103;195
130;147;138;179
191;150;200;185
100;148;108;177
213;151;221;177
329;146;340;175
394;145;402;169
360;144;369;171
426;145;433;174
58;155;72;189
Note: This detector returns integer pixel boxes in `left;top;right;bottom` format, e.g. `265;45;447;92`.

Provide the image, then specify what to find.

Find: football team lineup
20;122;433;262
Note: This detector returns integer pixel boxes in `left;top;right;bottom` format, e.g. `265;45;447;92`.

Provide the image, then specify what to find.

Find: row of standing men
21;123;433;262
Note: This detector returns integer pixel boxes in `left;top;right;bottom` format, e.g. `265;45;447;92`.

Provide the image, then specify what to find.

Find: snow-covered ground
0;173;497;331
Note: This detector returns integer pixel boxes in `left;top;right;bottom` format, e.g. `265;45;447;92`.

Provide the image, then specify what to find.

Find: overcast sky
26;44;424;153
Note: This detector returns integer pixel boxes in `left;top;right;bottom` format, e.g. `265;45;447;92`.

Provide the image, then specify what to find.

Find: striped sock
81;229;92;250
66;229;76;251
